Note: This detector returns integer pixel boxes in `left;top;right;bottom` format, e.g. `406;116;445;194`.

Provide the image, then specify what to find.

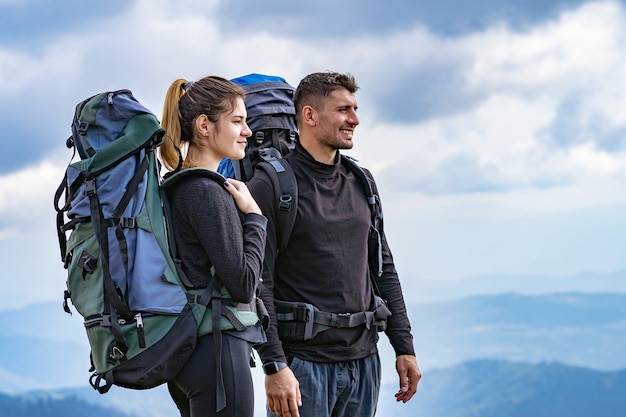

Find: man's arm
367;171;422;401
248;173;303;416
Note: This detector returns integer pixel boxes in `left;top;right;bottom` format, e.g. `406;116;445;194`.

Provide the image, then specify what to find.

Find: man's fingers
278;397;300;417
267;394;300;417
267;395;276;413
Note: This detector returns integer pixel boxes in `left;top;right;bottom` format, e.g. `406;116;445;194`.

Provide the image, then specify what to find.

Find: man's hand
266;367;302;417
394;354;421;403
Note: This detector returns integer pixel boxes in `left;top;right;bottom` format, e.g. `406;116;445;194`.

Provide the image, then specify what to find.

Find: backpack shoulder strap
161;167;227;189
341;155;385;286
255;150;298;253
340;154;381;223
160;168;227;288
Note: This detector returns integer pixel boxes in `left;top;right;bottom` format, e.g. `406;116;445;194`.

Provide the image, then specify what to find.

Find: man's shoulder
247;163;276;187
341;155;376;185
247;163;281;200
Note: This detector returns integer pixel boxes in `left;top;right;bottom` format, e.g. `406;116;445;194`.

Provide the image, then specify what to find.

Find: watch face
263;362;277;374
263;361;286;375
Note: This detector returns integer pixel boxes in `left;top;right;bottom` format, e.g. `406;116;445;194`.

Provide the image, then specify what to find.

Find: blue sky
1;0;625;309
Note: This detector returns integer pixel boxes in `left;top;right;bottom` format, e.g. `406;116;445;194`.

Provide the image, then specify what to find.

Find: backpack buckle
278;195;292;211
119;217;136;228
77;121;89;136
84;179;96;197
255;131;264;146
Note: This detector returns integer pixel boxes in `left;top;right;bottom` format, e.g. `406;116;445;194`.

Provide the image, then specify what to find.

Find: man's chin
338;141;354;150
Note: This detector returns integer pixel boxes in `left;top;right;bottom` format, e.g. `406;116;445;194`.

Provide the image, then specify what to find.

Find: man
249;71;421;417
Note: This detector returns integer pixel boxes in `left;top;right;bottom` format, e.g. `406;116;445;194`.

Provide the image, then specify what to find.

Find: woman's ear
195;114;212;136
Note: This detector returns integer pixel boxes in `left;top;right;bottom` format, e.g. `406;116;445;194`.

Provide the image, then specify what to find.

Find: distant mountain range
2;360;624;417
380;291;626;371
0;390;137;417
1;291;625;416
0;302;89;392
377;359;626;417
410;269;626;303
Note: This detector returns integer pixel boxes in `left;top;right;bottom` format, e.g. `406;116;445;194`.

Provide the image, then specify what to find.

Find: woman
160;76;267;417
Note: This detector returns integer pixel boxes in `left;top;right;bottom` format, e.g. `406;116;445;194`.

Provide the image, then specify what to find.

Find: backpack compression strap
83;147;159;361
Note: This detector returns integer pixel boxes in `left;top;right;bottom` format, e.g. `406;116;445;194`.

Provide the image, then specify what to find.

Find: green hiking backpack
53;90;264;398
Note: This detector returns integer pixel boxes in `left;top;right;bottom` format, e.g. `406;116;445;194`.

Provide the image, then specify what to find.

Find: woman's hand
224;179;262;215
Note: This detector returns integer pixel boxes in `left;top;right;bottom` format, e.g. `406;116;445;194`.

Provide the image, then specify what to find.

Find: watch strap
263;361;288;375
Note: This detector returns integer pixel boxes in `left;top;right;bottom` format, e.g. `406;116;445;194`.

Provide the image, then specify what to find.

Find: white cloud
357;93;585;195
569;142;626;175
0;158;69;310
0;35;87;93
465;1;625;92
0;158;66;220
0;0;625;304
344;0;626;201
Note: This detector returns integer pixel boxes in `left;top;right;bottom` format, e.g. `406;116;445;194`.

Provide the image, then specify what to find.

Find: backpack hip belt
274;296;391;341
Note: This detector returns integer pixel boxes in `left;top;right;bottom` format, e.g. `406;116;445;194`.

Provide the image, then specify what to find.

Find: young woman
160;76;267;417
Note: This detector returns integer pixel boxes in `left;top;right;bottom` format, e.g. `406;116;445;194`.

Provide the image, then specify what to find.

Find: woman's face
213;97;251;161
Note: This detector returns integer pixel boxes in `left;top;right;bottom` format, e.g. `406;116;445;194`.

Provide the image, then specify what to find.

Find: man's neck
299;136;337;165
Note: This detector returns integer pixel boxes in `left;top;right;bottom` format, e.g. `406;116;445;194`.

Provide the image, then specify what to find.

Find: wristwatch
263;361;288;375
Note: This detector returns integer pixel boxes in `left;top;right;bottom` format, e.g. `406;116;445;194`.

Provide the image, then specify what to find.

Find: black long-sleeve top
248;144;415;364
165;172;268;305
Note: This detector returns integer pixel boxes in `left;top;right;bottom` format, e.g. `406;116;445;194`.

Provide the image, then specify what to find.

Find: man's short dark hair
294;72;359;123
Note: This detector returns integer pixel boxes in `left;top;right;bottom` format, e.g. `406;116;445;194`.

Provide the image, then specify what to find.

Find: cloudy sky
1;0;625;310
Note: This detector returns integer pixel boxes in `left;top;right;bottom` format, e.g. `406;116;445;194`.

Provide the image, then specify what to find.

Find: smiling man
249;72;421;417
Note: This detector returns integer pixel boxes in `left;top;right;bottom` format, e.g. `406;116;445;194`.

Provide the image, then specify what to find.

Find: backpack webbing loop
75;121;96;158
90;369;115;394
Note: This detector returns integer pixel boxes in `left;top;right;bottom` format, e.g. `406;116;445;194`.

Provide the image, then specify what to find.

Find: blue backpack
220;74;299;251
227;73;298;181
53;90;263;398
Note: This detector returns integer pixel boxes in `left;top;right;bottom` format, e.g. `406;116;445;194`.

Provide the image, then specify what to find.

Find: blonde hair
160;76;245;171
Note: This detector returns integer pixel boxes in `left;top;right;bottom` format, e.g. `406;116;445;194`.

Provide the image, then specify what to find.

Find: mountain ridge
2;359;625;417
378;359;626;417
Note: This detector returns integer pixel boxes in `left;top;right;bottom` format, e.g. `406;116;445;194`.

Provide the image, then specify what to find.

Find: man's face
314;88;360;151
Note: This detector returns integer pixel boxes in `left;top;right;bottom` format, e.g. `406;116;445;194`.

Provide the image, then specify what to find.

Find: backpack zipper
135;313;146;348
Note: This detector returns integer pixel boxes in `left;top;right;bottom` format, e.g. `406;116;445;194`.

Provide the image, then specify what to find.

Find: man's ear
302;105;316;127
